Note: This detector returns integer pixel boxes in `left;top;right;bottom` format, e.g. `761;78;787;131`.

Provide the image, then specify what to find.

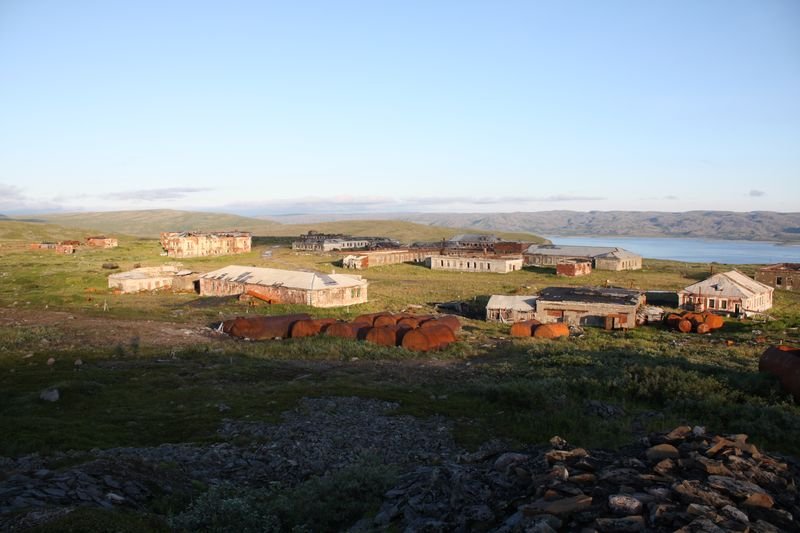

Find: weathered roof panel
486;295;537;311
200;265;366;290
537;286;642;306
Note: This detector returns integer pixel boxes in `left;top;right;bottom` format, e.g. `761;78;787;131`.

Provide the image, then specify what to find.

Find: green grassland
1;218;799;461
33;209;548;243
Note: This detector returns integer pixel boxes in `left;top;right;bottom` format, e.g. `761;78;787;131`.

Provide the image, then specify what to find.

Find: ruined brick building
160;231;251;258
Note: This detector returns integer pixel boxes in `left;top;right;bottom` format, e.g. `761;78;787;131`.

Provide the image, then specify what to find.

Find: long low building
342;249;432;269
428;255;523;274
199;265;368;307
535;286;644;329
524;244;642;271
755;263;800;291
108;265;198;293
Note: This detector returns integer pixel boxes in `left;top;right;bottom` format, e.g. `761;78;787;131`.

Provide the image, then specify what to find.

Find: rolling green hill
0;219;97;244
35;210;547;243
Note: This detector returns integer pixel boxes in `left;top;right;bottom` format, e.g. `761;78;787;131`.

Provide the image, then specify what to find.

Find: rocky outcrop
376;426;800;532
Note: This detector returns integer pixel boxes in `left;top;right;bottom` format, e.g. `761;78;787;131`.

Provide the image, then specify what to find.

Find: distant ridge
264;210;800;243
35;209;546;243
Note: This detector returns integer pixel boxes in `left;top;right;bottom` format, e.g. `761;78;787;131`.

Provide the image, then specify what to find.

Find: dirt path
0;307;223;352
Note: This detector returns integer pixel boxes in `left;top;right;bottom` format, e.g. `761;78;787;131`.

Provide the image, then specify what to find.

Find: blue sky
1;1;798;215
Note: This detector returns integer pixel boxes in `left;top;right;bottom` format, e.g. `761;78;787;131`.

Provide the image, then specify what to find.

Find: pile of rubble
374;426;799;532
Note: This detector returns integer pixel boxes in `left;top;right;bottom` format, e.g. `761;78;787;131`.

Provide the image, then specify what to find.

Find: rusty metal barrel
533;323;570;339
420;315;461;333
365;325;398;347
222;313;311;340
290;318;337;338
759;345;800;401
401;325;457;352
510;319;541;337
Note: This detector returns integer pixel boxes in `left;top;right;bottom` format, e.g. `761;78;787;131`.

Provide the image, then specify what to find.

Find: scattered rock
646;443;680;461
38;388;59;402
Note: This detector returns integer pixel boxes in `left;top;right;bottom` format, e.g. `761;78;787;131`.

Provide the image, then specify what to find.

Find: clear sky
1;0;798;215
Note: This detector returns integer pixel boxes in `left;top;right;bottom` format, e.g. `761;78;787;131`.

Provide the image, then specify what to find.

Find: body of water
544;235;800;264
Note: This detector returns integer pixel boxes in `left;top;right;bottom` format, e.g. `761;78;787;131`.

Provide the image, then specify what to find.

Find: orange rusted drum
510;319;541;337
222;314;311;340
420;315;462;333
401;325;457;352
365;325;398;347
759;345;800;401
397;317;422;329
695;323;711;335
373;314;397;327
290;318;337;338
702;313;724;330
325;322;358;339
676;319;692;333
533;323;570;339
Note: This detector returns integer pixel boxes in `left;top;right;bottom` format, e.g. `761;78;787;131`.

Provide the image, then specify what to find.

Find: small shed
486;295;537;323
556;260;592;277
109;265;183;293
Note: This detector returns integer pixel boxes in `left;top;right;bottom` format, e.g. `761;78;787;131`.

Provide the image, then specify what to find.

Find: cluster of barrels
509;319;570;339
220;312;461;352
664;311;724;334
759;345;800;402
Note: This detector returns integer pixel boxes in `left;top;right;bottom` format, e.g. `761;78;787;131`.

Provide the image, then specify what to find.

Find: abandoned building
341;249;432;269
292;231;399;252
485;295;537;323
524;244;642;271
535;286;644;329
160;231;252;258
556;260;592;277
30;241;79;254
755;263;800;291
445;234;502;250
29;242;57;251
428;255;523;274
108;265;198;293
86;236;118;248
199;265;368;308
679;270;773;315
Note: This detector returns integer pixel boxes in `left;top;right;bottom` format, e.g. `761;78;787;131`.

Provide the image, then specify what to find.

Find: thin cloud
106;187;212;201
664;195;679;200
749;189;765;197
0;183;63;214
224;194;607;215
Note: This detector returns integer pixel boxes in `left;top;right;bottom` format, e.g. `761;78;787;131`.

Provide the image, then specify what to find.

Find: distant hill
266;210;800;242
0;219;95;243
35;210;546;244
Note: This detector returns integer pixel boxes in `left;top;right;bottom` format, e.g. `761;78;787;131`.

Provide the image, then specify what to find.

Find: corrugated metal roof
682;270;772;298
486;295;537;311
525;244;622;257
449;234;501;243
200;265;366;290
538;286;642;306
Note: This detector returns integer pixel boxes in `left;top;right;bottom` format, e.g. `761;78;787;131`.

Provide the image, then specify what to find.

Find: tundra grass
1;232;799;459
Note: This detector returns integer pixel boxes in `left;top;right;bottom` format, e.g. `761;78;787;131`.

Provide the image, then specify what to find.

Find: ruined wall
166;234;251;258
556;261;592;277
200;278;368;307
756;267;799;291
86;238;118;248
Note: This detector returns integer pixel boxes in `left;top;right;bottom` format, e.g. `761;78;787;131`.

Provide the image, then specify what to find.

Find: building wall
679;290;773;314
343;250;432;269
526;253;642;271
535;302;637;329
166;235;251;258
199;278;368;308
595;256;643;271
485;307;536;323
87;238;118;248
556;262;592;277
110;276;175;293
428;255;523;274
756;269;799;291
